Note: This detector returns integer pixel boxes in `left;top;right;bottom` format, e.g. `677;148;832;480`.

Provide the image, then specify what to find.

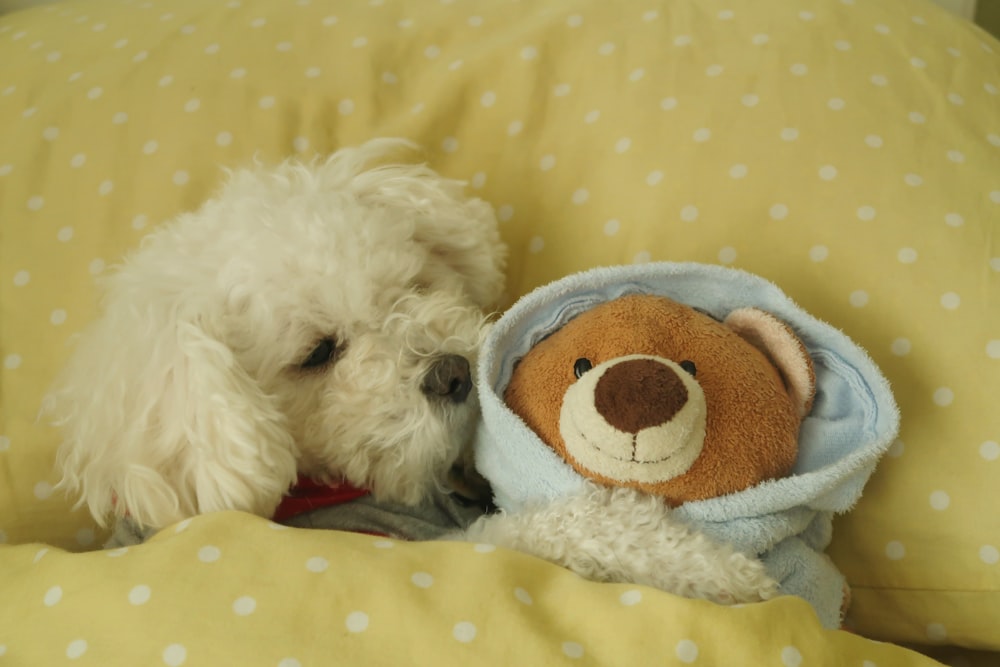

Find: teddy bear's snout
594;359;689;434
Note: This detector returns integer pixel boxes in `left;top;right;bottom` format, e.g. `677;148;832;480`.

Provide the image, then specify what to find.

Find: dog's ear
336;139;508;309
46;290;298;530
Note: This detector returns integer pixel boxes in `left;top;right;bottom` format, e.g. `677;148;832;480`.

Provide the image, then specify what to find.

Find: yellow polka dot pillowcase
0;0;998;661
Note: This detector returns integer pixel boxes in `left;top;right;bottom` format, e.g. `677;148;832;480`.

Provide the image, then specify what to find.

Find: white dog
46;138;506;542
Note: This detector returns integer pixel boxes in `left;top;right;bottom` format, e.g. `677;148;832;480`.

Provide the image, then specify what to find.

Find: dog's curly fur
45;138;506;532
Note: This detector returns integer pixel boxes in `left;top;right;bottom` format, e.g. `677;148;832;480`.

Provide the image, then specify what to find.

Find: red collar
272;475;370;522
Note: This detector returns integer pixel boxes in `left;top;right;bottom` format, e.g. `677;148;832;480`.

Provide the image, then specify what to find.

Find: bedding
0;0;997;664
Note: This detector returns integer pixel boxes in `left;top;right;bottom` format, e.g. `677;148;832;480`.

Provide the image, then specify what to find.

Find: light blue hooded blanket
474;262;900;629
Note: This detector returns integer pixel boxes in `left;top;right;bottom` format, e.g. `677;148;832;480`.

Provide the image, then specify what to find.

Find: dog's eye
300;337;340;370
679;360;697;376
573;358;593;379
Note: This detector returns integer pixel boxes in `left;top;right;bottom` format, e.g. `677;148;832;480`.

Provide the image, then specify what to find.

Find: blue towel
474;262;899;629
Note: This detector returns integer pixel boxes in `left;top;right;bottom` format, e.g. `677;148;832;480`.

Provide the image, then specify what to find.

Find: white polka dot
986;83;999;96
897;247;917;263
497;205;514;221
819;165;838;181
87;86;103;100
874;24;890;35
473;543;497;554
21;107;35;119
604;219;620;236
57;227;74;242
933;387;954;406
50;310;67;325
424;44;441;59
172;171;189;186
4;354;22;370
909;111;927;125
66;640;88;659
705;64;724;77
230;68;247;79
277;659;301;667
870;74;888;87
352;37;368;49
946;150;966;165
947;47;962;57
947;93;964;105
982;441;1000;460
680;205;699;222
322;14;338;25
0;435;9;452
480;90;496;107
519;45;538;60
562;642;584;659
835;40;852;51
769;203;789;220
259;96;276;109
945;212;964;227
129;584;151;605
989;134;1000;147
929;490;950;510
643;10;660;22
142;140;159;155
162;643;187;666
619;590;642;606
891;338;911;356
553;83;571;97
44;585;63;606
373;539;394;549
780;127;799;141
411;572;434;588
980;545;999;564
452;621;477;643
202;43;220;55
646;170;664;186
940;292;960;309
216;131;233;147
528;236;545;254
827;97;846;111
718;247;737;264
693;128;711;142
849;290;869;308
986;340;1000;359
275;40;292;52
781;646;803;667
729;163;748;179
614;137;631;153
513;587;533;605
571;188;589;205
597;42;615;56
673;35;691;46
752;33;770;45
27;196;44;211
471;172;486;189
293;136;309;153
305;556;328;573
233;596;256;616
250;17;266;27
634;250;651;264
98;180;113;196
629;68;645;82
887;439;905;457
910;57;926;68
660;97;677;111
904;173;923;187
42;126;60;141
0;164;11;176
112;111;128;125
809;245;829;262
198;545;221;562
183;98;200;113
991;190;1000;205
675;639;699;663
862;135;883;150
13;270;29;287
507;120;524;135
926;623;947;641
397;18;413;28
790;63;808;76
306;67;322;78
34;481;53;500
440;137;460;153
468;15;483;27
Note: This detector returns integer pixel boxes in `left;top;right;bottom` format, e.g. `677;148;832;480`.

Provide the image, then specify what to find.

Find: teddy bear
466;262;900;630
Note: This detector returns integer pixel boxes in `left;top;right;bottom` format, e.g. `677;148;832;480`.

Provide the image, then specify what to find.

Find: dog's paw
699;553;780;605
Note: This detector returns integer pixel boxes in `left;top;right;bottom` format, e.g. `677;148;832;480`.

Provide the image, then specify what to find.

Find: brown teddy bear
503;292;817;506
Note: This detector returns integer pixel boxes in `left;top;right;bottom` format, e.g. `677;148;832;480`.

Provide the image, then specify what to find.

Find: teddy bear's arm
455;483;779;605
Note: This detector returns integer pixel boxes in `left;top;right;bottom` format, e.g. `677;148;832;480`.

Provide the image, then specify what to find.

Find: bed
1;0;997;664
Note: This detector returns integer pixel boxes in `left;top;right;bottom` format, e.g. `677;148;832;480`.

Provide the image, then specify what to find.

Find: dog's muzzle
421;354;473;404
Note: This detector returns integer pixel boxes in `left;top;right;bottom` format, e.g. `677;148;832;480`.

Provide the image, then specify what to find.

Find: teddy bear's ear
723;308;816;417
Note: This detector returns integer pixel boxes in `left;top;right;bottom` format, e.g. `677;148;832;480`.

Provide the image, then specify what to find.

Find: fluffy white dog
46;138;506;539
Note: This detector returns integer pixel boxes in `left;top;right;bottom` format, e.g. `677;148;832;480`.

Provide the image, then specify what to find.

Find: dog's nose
594;359;688;434
421;354;473;404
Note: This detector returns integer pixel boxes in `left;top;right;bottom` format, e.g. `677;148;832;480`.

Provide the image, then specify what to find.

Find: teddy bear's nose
421;354;473;404
594;359;689;434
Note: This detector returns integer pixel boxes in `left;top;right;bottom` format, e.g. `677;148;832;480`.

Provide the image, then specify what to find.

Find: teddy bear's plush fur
45;139;506;537
464;292;816;605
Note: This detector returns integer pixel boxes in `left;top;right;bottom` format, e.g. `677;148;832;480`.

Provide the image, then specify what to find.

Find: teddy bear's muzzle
558;355;707;485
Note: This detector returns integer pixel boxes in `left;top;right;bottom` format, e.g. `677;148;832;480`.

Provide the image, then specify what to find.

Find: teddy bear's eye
300;337;342;370
573;358;593;379
679;359;697;376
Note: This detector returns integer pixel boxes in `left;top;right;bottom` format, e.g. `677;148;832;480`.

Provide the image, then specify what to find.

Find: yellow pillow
0;0;997;656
